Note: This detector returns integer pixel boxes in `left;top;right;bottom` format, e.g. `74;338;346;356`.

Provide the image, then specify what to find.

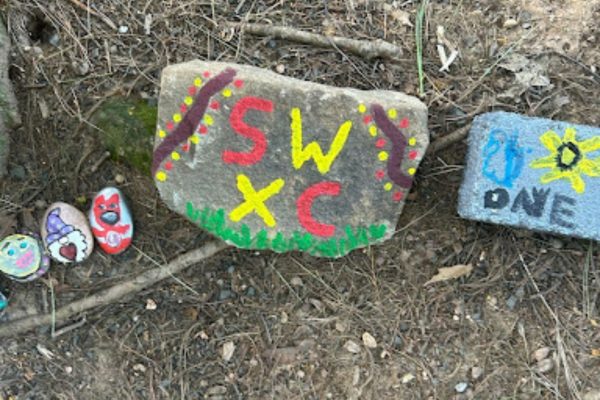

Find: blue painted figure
482;128;526;188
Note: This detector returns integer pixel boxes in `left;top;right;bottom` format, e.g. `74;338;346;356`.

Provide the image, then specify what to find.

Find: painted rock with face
89;187;134;254
0;234;50;281
41;202;94;263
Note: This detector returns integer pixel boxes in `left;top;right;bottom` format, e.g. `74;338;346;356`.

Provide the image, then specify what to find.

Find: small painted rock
89;187;133;254
0;234;50;281
41;202;94;263
0;291;7;311
0;292;8;311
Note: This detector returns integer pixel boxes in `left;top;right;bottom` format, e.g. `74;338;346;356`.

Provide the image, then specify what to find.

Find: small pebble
471;366;484;380
455;382;468;393
132;363;146;373
118;25;129;34
145;299;157;310
221;341;235;362
503;18;518;28
535;358;554;373
34;200;47;209
290;276;304;286
275;64;286;74
401;373;415;384
362;332;377;348
344;340;361;354
65;366;73;374
532;347;551;362
114;174;126;184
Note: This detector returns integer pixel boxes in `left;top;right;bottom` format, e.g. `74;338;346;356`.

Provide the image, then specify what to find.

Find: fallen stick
0;240;228;338
427;124;471;154
232;22;403;60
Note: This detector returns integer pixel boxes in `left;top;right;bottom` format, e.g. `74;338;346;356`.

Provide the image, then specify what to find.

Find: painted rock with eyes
89;187;134;255
0;234;49;281
41;202;94;263
153;61;429;258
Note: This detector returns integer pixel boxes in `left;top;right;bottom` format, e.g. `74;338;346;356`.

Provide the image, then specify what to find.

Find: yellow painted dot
378;151;389;161
358;104;367;113
409;137;417;146
190;135;200;144
171;151;180;161
173;113;182;123
204;114;214;126
223;88;232;97
156;171;167;182
158;130;166;138
369;126;378;136
408;168;416;175
384;183;393;191
184;96;193;106
388;109;398;119
194;77;203;87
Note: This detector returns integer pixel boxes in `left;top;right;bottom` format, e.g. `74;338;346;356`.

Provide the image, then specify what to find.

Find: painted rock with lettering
153;61;429;258
459;111;600;240
89;187;134;254
0;234;49;281
41;202;94;263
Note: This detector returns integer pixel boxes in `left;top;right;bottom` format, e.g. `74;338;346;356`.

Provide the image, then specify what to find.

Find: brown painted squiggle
371;104;413;189
152;68;237;175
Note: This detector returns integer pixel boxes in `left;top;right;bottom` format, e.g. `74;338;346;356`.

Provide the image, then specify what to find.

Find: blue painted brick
459;111;600;240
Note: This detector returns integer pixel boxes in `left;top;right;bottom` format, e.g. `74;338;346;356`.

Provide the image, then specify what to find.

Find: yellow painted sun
530;127;600;194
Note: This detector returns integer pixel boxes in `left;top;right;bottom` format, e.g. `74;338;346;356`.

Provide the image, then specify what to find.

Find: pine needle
415;0;429;97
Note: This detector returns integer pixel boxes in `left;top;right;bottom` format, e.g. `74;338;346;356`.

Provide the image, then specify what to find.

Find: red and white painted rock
41;202;94;263
89;187;133;254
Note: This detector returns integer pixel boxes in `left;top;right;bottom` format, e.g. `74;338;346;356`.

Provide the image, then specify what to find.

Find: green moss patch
92;98;157;173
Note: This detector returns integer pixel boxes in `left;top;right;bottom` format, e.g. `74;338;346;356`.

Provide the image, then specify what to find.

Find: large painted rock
41;202;94;263
89;187;134;254
459;111;600;240
0;234;49;281
153;61;429;258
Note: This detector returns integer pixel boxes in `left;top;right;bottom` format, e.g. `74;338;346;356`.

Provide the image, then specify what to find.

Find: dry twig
0;241;228;337
231;22;403;60
427;124;471;154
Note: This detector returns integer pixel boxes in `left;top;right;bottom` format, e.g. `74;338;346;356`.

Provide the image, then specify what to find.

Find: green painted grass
186;202;388;258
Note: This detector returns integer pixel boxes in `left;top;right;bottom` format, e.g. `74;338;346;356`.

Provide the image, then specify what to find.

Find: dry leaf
222;341;235;362
390;10;413;27
425;264;473;286
362;332;377;348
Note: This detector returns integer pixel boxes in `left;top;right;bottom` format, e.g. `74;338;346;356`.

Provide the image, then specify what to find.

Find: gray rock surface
0;18;20;176
154;61;428;257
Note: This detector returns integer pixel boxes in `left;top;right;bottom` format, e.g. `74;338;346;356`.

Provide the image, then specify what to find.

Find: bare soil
1;0;600;399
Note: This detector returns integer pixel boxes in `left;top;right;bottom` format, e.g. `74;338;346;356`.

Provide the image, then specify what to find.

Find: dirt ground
1;0;600;399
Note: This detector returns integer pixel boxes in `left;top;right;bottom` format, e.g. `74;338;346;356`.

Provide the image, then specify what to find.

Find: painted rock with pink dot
89;187;134;255
0;234;49;281
41;202;94;263
154;61;429;258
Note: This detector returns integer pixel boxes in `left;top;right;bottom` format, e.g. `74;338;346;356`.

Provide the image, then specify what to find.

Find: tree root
0;241;229;338
232;23;404;60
